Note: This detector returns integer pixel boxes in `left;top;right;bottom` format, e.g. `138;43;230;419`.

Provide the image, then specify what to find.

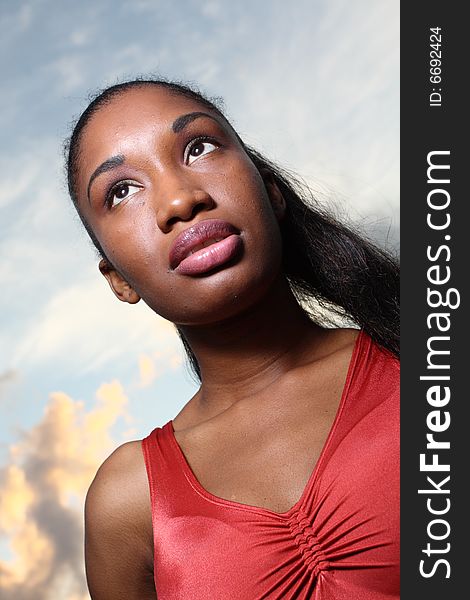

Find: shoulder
85;441;155;599
357;333;400;416
369;334;400;378
86;440;149;521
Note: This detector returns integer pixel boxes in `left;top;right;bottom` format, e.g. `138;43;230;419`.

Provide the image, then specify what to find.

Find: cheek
206;162;284;272
235;171;283;251
212;159;279;230
96;205;163;280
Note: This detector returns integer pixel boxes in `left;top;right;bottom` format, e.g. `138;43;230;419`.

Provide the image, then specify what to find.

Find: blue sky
0;0;398;597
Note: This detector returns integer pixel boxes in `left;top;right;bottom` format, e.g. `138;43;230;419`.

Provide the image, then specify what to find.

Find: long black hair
65;77;399;380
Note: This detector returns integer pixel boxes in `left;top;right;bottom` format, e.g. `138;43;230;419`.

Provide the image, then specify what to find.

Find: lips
169;219;243;276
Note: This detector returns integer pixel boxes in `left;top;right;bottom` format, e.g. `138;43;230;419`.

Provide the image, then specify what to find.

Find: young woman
66;79;399;599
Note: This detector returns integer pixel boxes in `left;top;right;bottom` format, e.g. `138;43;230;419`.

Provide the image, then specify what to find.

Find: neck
178;276;323;412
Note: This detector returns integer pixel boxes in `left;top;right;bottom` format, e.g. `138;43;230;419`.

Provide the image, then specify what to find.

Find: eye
106;181;142;208
185;137;218;165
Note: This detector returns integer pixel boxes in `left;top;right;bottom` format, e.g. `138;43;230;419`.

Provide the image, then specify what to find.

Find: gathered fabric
142;331;399;599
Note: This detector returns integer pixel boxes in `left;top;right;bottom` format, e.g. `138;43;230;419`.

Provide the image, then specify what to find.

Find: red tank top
142;332;399;599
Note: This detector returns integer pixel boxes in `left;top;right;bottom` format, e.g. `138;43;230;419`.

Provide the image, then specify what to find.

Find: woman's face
75;85;285;325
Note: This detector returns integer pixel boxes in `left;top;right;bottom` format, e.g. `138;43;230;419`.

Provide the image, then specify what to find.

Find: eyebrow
87;155;125;200
172;111;222;133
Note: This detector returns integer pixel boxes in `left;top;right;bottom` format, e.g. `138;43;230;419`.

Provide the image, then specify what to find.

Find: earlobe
261;169;286;222
98;259;141;304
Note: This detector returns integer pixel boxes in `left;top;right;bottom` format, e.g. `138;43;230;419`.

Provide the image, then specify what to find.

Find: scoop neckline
166;329;366;519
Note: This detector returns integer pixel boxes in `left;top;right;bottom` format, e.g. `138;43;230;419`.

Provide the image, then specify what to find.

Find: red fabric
142;331;399;599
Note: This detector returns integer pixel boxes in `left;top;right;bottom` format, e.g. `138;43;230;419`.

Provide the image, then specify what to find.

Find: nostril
166;214;180;229
191;199;213;219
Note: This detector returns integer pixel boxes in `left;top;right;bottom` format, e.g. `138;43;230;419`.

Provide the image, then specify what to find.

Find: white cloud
45;55;88;94
11;274;183;374
200;0;222;19
17;3;34;31
0;2;35;42
217;0;399;224
69;26;96;47
0;144;47;210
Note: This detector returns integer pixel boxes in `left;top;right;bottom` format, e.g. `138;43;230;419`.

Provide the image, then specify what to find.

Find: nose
156;187;215;233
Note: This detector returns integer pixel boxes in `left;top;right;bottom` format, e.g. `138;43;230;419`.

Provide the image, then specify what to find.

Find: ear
99;259;141;304
261;169;286;222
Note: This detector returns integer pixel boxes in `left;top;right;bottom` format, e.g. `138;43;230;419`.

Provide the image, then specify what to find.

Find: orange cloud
0;381;130;599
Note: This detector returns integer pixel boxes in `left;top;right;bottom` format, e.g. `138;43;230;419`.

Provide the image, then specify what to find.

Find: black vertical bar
401;2;466;598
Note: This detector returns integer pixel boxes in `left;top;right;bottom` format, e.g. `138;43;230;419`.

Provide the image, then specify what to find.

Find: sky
0;0;399;598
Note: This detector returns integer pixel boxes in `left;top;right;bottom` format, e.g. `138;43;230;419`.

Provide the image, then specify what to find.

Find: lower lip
175;234;243;276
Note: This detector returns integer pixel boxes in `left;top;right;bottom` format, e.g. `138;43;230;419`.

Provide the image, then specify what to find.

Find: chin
146;259;282;327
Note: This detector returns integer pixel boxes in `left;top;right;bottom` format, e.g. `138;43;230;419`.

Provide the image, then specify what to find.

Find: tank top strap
142;421;188;510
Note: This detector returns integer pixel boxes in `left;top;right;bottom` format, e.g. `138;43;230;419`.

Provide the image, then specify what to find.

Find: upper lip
169;219;240;269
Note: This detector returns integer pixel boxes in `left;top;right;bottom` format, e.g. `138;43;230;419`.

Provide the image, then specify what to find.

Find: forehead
107;85;215;121
84;85;222;140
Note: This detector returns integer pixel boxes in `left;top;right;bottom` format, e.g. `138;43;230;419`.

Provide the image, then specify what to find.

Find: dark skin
79;86;359;599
